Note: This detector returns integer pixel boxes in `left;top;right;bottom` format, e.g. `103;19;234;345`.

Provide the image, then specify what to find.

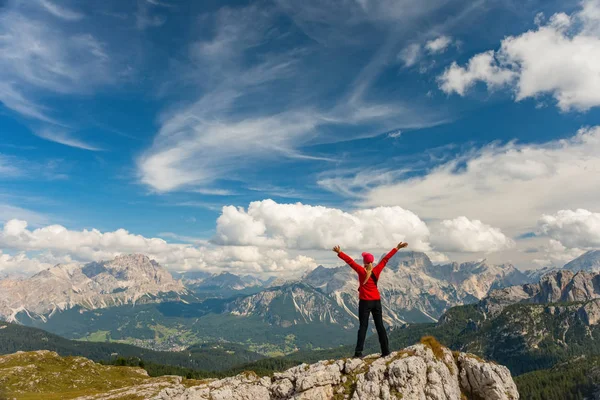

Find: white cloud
356;126;600;236
0;219;316;276
39;0;84;21
425;35;453;53
36;129;102;152
0;83;57;123
0;12;112;94
138;2;450;193
399;44;421;67
0;5;117;149
439;0;600;111
0;251;55;276
138;106;323;192
438;51;516;95
532;239;586;267
431;216;515;252
538;209;600;249
0;205;49;226
214;199;431;251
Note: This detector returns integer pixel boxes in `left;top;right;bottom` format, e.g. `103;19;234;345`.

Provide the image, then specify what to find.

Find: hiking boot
353;352;363;358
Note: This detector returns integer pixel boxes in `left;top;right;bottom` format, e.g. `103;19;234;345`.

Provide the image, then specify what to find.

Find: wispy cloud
35;129;102;151
137;2;460;193
0;155;22;178
0;4;117;149
39;0;84;21
0;83;57;124
136;0;167;30
0;205;49;226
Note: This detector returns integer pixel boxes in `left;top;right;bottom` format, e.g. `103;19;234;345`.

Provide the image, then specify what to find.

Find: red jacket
338;248;398;301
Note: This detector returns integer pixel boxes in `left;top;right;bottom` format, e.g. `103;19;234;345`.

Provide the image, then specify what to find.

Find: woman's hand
396;242;408;249
332;245;341;254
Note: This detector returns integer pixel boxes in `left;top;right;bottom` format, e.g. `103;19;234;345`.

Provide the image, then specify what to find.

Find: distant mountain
481;269;600;316
523;250;600;283
564;250;600;273
0;254;186;323
171;270;212;283
196;272;259;291
224;282;356;329
17;282;358;354
357;268;600;377
523;266;560;283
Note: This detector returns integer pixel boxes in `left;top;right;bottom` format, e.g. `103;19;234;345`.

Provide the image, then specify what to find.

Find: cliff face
481;269;600;317
154;343;519;400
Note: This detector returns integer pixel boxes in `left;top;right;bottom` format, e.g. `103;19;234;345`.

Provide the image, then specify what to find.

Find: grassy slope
0;321;264;372
0;350;182;400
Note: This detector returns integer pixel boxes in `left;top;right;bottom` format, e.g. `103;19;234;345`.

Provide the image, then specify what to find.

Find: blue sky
1;0;600;275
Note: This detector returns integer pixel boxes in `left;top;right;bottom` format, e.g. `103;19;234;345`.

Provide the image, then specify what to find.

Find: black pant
355;299;389;356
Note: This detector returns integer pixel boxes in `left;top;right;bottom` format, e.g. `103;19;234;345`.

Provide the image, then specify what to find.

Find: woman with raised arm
333;242;408;358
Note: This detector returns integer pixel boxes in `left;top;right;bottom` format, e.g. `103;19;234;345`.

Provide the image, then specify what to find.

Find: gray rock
458;353;519;400
153;343;519;400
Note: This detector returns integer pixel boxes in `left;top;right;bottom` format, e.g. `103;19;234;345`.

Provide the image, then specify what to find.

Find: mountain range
0;254;185;323
1;250;600;355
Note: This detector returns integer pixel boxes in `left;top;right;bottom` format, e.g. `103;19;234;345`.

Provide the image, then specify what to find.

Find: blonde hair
363;264;373;285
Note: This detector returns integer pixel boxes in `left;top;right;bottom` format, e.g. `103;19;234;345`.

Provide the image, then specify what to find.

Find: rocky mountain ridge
481;269;600;317
0;254;185;322
0;343;519;400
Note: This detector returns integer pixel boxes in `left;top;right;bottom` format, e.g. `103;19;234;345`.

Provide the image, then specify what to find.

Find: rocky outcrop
153;343;519;400
481;270;600;316
0;344;518;400
0;254;186;322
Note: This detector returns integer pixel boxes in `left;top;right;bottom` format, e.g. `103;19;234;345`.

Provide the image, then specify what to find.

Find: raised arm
332;245;362;274
374;242;408;273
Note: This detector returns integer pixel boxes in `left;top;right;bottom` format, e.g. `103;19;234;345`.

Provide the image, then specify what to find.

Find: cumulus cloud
0;219;316;276
538;209;600;249
438;0;600;111
425;36;453;53
532;239;586;267
214;199;431;251
358;126;600;235
431;216;514;253
438;51;516;95
0;251;58;276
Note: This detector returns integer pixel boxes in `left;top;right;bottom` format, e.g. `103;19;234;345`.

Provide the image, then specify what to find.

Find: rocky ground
0;338;519;399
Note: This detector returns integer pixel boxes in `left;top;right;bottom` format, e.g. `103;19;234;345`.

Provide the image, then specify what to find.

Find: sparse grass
390;387;404;399
333;376;357;400
0;351;178;400
420;336;444;360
